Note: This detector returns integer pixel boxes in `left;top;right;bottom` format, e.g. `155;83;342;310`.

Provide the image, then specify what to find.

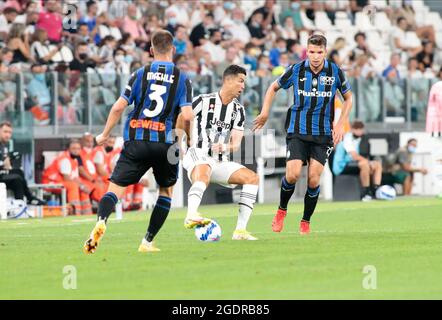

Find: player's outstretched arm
96;97;128;145
253;80;280;131
333;90;353;146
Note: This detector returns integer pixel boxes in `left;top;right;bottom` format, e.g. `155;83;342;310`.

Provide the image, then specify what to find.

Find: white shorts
183;147;245;188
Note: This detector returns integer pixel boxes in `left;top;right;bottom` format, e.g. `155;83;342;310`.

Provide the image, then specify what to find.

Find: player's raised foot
138;238;160;253
83;219;106;254
299;220;310;235
184;215;212;229
232;230;258;240
272;208;287;232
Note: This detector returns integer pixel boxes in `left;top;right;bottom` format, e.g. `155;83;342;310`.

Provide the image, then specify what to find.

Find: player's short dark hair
222;64;247;80
307;34;327;48
351;120;365;129
0;121;12;129
151;30;174;54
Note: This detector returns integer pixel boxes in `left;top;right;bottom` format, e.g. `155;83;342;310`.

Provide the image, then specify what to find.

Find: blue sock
279;176;296;210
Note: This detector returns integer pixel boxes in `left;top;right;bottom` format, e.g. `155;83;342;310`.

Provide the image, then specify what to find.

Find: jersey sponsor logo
297;89;332;97
210;119;232;130
129;119;166;131
146;72;175;84
299;77;307;82
320;76;335;85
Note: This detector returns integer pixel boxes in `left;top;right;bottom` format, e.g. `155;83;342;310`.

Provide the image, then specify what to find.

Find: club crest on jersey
320;76;335;85
312;78;318;87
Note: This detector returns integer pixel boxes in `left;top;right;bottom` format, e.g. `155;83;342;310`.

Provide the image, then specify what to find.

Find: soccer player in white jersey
183;65;259;240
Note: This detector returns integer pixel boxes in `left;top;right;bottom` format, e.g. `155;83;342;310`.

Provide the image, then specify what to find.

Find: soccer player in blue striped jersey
253;34;353;235
83;30;194;254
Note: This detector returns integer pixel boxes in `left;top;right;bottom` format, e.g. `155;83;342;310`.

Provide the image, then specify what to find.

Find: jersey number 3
144;84;167;118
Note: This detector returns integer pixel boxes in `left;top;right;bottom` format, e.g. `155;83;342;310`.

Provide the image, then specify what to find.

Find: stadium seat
355;12;374;31
314;11;332;30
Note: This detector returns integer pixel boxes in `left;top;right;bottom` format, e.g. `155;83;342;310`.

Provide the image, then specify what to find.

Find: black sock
145;196;171;242
98;192;118;222
302;186;320;222
279;176;296;210
372;184;380;196
362;186;371;197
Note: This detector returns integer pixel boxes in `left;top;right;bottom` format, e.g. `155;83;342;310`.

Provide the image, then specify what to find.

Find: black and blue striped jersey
121;61;192;143
277;59;351;136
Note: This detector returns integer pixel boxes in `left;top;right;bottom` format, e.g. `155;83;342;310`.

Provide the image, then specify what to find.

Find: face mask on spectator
187;71;197;79
224;2;235;11
105;146;113;153
169;18;177;26
124;55;133;64
115;55;124;64
34;73;45;81
200;58;206;65
408;145;416;153
214;39;221;45
291;2;300;10
79;53;88;60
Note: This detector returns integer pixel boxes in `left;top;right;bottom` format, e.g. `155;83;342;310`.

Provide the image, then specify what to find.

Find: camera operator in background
0;121;46;205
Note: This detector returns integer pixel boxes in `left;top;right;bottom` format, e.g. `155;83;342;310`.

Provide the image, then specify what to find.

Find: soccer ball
195;220;222;242
375;185;397;200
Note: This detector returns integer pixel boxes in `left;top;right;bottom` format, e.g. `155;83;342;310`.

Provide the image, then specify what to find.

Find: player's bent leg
228;168;259;240
83;182;126;255
300;159;324;235
370;160;382;197
358;159;372;201
184;164;212;229
273;160;303;232
139;186;173;253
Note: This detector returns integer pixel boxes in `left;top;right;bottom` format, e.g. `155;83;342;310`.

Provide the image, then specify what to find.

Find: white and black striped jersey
191;92;245;161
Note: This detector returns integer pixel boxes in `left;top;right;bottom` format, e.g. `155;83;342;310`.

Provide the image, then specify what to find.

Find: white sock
187;181;207;218
236;184;258;230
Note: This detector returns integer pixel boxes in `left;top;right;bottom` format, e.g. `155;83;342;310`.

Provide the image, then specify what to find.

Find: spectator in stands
69;42;97;72
349;0;369;24
36;0;62;44
79;133;106;205
97;12;122;42
272;52;289;76
201;28;225;65
247;0;276;31
42;139;93;215
332;120;382;201
279;0;304;32
328;37;348;67
223;7;251;45
382;52;401;79
26;63;51;125
7;23;33;65
277;16;297;41
416;40;435;73
165;0;191;29
164;9;178;36
78;0;100;45
407;57;423;79
243;43;259;71
351;31;376;60
0;121;46;205
98;35;116;64
384;67;405;117
122;4;149;47
391;17;422;57
189;11;214;48
247;11;268;49
113;47;130;74
173;24;192;56
255;54;272;78
287;39;304;65
0;7;18;40
269;37;287;67
384;138;428;196
215;46;239;78
30;28;63;66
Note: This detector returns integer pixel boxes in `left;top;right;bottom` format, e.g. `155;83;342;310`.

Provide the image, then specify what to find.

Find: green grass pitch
1;197;441;299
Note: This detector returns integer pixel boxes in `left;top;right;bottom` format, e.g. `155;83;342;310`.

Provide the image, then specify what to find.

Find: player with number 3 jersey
83;30;195;254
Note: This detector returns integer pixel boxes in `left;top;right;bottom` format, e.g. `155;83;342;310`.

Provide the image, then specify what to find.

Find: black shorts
341;161;360;174
286;134;334;166
110;140;179;188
